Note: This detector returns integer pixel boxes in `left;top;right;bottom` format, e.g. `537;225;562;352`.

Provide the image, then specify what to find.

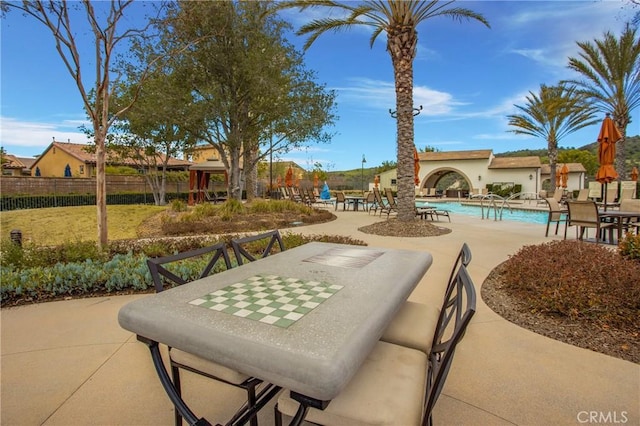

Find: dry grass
1;205;166;246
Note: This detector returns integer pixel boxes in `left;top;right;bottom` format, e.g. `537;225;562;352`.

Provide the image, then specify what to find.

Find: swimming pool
416;201;548;225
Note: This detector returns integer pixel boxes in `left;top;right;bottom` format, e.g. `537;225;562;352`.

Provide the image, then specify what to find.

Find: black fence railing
0;192;190;211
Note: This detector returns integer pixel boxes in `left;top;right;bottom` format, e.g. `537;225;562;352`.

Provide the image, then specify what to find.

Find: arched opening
421;168;475;198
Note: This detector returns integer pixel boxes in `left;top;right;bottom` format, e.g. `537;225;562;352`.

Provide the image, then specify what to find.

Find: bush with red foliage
501;240;640;332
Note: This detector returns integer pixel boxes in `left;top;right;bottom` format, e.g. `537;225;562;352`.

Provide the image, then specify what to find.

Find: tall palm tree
507;84;599;187
564;24;640;179
270;0;489;221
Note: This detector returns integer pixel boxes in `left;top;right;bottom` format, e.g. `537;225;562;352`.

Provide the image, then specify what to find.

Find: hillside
496;134;640;164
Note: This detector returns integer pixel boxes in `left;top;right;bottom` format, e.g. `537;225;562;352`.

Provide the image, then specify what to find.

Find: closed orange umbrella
595;114;621;184
276;175;282;187
631;166;638;181
285;165;293;187
313;173;319;188
374;175;379;188
555;171;561;188
560;164;569;188
413;146;420;186
595;114;622;210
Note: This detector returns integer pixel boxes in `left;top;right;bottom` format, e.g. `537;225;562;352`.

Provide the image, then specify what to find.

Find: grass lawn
1;205;166;246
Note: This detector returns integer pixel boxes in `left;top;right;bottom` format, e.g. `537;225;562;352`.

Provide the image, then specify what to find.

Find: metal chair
274;264;477;426
231;230;286;265
544;197;568;237
383;188;398;217
381;243;471;354
147;242;265;426
565;201;615;244
334;191;353;211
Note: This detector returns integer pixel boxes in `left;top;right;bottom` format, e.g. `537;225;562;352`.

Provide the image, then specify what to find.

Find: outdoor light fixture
361;154;367;192
529;174;533;180
478;175;482;181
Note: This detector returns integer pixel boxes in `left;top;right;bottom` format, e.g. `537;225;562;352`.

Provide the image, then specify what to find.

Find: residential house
1;154;36;176
29;140;192;178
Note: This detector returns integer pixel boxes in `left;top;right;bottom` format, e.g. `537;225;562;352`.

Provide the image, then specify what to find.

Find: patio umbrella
631;166;638;181
320;182;331;200
413;146;421;186
285;165;293;187
313;173;319;188
555;170;561;189
374;175;379;189
595;113;622;210
560;164;569;188
276;175;282;187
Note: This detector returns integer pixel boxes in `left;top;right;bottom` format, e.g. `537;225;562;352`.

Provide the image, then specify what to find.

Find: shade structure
595;114;622;210
413;146;421;185
631;166;638;181
560;164;569;188
374;175;379;189
285;165;293;187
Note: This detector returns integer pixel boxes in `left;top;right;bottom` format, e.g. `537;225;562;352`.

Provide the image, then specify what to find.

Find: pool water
417;201;548;225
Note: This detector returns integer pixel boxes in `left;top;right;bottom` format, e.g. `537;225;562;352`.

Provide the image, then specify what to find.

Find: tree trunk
94;132;108;249
615;115;628;180
389;28;417;222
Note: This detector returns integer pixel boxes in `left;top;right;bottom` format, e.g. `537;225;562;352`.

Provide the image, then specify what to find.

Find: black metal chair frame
383;188;398;217
146;242;266;426
273;259;477;426
231;230;286;266
544;197;568;237
424;264;477;425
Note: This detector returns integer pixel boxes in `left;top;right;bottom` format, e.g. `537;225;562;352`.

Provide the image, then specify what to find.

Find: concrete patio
2;209;638;425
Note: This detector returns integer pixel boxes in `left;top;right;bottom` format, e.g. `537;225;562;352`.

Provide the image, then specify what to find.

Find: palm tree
270;0;489;221
564;24;640;179
507;84;599;187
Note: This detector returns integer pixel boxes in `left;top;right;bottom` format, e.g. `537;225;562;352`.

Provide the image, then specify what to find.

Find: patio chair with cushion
544;197;568;237
274;264;477;426
381;243;471;354
370;187;388;216
146;243;266;426
576;188;589;201
334;191;353;211
383;188;398;217
565;201;615;244
231;230;286;265
619;199;640;235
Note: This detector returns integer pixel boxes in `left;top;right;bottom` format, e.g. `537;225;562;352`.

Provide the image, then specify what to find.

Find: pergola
188;160;228;205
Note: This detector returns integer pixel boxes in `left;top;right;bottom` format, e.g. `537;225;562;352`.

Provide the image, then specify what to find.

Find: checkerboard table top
189;274;343;328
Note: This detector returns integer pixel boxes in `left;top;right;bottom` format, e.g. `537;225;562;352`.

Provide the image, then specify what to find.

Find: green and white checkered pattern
189;275;343;328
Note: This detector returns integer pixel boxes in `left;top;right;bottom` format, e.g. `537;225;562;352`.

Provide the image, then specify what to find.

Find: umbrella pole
603;183;608;211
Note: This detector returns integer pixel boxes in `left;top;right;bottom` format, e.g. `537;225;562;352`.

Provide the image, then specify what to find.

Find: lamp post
361;154;367;192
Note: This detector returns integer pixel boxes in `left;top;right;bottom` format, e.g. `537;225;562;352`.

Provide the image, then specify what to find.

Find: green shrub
501;240;640;330
619;232;640;260
218;199;245;221
170;199;188;212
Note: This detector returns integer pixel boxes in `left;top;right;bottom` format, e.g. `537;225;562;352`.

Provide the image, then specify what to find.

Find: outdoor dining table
345;195;366;211
118;242;433;425
598;210;640;242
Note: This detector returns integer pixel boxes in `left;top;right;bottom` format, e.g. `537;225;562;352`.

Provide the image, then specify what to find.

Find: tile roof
488;156;541;169
2;154;29;169
418;150;493;161
45;142;192;167
540;163;587;173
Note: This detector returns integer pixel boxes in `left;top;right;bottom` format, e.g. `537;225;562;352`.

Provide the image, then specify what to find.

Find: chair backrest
566;201;599;226
231;230;286;265
544;197;563;213
444;243;472;297
576;188;589;201
553;188;563;202
423;264;477;424
306;188;317;203
373;187;385;206
384;188;397;208
619;187;635;201
366;191;375;203
336;191;346;202
146;242;233;293
619;198;640;212
605;187;618;203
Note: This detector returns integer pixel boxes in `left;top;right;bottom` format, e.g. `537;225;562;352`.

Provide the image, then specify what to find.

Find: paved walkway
2;209;639;425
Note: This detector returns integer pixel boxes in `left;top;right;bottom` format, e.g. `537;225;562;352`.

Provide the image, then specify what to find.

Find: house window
79;165;84;174
391;179;397;185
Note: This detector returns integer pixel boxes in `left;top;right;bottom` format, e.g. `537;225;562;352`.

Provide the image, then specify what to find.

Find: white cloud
336;77;459;116
0;116;90;154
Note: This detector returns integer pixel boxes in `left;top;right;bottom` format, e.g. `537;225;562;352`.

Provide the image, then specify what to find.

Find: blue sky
1;1;639;172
